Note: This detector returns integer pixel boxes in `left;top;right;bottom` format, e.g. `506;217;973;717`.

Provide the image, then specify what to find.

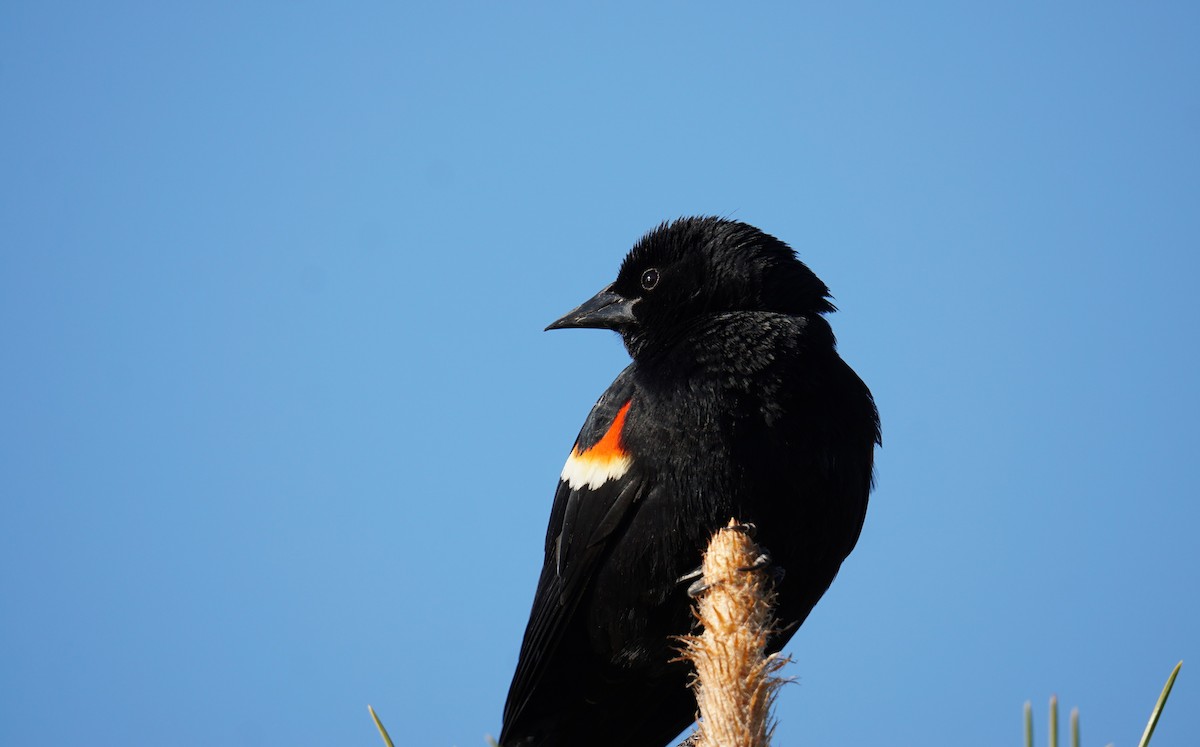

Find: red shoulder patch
560;401;633;490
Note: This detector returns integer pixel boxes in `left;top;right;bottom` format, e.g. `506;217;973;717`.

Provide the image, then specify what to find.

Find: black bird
500;217;880;747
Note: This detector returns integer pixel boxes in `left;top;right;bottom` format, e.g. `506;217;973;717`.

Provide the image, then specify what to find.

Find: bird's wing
501;371;650;737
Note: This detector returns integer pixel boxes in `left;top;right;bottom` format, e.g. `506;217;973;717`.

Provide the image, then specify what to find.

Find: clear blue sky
2;3;1196;745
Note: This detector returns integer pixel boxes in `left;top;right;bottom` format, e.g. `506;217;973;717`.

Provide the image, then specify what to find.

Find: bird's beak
545;285;637;331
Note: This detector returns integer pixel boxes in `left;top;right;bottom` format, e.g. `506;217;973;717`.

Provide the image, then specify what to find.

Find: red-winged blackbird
500;217;880;747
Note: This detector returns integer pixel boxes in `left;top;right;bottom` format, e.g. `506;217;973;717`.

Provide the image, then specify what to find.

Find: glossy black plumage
501;217;880;747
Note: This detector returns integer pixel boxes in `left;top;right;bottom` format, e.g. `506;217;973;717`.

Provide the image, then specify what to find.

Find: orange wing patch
560;401;633;490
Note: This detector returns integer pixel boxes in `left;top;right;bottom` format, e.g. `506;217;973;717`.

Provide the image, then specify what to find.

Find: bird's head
546;217;835;358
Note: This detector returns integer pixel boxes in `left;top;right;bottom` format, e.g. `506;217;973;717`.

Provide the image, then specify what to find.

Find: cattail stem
678;519;786;747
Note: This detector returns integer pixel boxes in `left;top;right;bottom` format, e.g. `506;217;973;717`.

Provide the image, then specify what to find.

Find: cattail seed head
677;519;787;747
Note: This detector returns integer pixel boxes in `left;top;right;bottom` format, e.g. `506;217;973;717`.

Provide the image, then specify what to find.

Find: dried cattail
677;519;787;747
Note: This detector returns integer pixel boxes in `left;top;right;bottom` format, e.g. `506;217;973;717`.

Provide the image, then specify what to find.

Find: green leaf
1049;695;1058;747
368;705;396;747
1136;661;1183;747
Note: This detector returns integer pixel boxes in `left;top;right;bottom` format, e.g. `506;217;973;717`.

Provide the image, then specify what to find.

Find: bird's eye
640;268;660;291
